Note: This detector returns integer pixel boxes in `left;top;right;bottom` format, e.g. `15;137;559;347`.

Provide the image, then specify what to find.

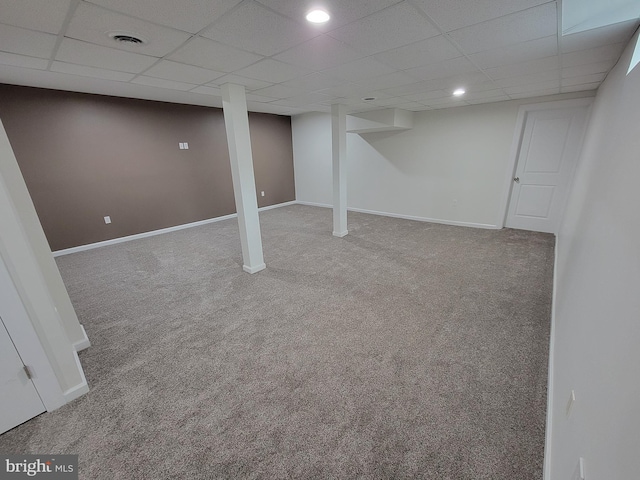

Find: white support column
332;103;348;237
221;84;266;274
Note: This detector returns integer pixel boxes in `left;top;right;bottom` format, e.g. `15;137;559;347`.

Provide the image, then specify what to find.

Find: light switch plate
104;216;111;224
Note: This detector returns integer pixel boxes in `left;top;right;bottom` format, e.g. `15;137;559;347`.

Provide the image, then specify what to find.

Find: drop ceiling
0;0;637;115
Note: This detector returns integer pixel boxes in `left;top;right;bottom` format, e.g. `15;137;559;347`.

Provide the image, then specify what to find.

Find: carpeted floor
0;205;554;479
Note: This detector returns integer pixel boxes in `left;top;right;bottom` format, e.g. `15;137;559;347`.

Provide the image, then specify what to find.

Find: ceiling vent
108;32;147;46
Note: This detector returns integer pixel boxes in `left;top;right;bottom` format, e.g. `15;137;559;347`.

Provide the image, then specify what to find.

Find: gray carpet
0;205;554;479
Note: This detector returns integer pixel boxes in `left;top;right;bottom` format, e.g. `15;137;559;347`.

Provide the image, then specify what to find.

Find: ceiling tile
272;92;332;107
462;88;508;100
0;24;57;58
468;35;558;69
561;73;606;87
51;61;135;81
190;85;222;96
131;76;196;91
503;80;559;94
280;72;344;91
413;0;552;32
86;0;243;34
405;56;480;82
143;60;224;84
65;2;192;58
256;0;403;30
381;80;439;97
321;57;396;83
560;19;637;53
327;3;440;56
403;89;450;102
0;0;71;34
315;83;368;98
354;71;419;91
562;60;617;78
509;88;560;99
0;52;48;70
388;101;430;112
233;59;311;84
251;83;307;99
466;94;511;105
424;96;468;107
273;35;362;71
246;93;278;103
368;96;411;107
561;43;625;68
495;70;559;88
561;83;600;93
448;3;557;55
373;35;462;70
169;37;263;73
56;38;158;73
485;56;559;80
210;74;273;91
202;2;318;56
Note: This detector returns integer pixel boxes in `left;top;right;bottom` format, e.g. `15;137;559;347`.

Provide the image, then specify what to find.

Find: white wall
293;92;594;228
292;112;334;207
0;119;87;401
549;31;640;479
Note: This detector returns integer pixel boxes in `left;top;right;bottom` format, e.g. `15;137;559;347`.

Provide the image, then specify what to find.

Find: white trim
296;200;332;208
242;263;266;274
62;351;89;403
259;200;297;211
497;97;595;229
0;255;66;411
543;234;559;480
296;201;499;229
53;201;297;257
73;324;91;352
347;206;499;230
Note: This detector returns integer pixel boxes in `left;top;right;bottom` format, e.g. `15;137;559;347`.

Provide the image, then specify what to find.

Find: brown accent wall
0;84;295;251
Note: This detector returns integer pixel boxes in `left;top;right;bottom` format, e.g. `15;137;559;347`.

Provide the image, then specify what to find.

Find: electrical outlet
179;143;184;149
183;142;189;149
261;191;265;197
104;216;111;224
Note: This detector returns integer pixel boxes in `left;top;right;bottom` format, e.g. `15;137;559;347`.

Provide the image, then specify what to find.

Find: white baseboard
259;200;297;211
296;201;499;229
543;235;559;480
296;200;333;208
62;351;89;404
73;324;91;352
53;201;297;257
347;206;499;229
243;263;266;274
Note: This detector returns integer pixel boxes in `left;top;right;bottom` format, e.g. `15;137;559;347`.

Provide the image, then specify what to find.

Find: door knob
513;177;520;183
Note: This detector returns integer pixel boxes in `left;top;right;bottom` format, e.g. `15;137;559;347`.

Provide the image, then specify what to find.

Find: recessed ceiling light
306;10;330;23
362;97;376;101
108;32;147;46
453;88;466;96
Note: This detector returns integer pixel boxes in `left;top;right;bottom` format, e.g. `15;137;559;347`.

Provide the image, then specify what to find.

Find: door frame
0;253;66;411
496;97;594;229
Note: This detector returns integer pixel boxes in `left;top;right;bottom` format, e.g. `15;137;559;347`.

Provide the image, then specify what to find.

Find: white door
0;316;46;434
506;105;589;233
